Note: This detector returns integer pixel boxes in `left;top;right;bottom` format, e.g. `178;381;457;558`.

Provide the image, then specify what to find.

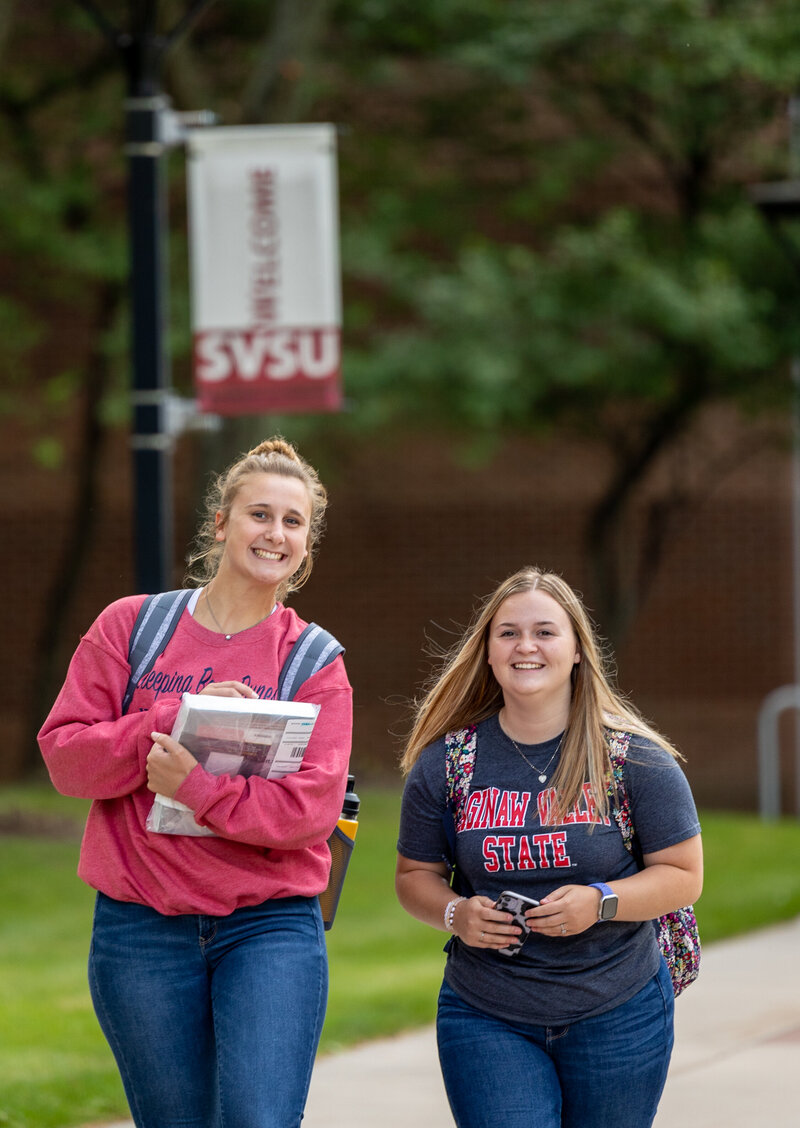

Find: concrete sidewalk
304;914;800;1128
95;915;800;1128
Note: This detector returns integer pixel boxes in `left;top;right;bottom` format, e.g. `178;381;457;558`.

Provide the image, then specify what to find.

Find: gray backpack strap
122;589;193;713
277;622;344;701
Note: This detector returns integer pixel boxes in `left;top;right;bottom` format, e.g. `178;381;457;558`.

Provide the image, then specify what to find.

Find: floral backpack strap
445;725;478;829
605;728;634;849
442;725;478;896
605;728;701;998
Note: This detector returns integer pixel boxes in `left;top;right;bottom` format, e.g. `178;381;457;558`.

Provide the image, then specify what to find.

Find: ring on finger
480;931;485;941
560;923;567;935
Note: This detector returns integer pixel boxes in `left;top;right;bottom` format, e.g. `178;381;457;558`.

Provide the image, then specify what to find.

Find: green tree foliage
3;0;800;685
326;0;800;632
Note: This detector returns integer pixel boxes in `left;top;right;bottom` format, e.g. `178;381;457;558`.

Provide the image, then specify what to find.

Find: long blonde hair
186;437;328;603
401;566;680;820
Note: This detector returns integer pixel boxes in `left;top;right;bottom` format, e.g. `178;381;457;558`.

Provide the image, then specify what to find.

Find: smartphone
493;890;540;957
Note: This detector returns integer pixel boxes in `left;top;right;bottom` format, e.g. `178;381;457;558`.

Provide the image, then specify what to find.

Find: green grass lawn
1;783;799;1128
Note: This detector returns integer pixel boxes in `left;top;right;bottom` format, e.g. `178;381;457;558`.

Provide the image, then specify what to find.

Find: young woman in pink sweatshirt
39;437;352;1128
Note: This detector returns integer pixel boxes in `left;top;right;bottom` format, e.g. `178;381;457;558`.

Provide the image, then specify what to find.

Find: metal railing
758;685;800;819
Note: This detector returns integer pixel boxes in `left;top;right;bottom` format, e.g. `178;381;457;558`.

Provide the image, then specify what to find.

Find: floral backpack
605;729;701;996
444;725;701;996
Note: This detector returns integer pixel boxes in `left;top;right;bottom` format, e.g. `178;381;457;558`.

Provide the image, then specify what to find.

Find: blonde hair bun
247;438;300;462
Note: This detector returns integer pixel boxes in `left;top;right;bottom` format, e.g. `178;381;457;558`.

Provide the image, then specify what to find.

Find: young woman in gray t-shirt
396;566;702;1128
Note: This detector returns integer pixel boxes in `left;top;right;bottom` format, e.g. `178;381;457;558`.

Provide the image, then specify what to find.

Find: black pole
74;0;217;594
123;48;174;594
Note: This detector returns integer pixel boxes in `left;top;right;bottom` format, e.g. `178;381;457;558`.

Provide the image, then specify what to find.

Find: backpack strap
277;622;344;701
605;728;636;854
123;593;343;713
442;725;478;895
122;589;193;714
445;725;478;829
605;727;701;996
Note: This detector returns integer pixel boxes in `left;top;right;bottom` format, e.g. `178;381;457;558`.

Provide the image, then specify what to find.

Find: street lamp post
125;81;174;592
75;0;216;592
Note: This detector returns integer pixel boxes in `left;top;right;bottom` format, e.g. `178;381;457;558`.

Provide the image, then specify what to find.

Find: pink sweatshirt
38;595;353;916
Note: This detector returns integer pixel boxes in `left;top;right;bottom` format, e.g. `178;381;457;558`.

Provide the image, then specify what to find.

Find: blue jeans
437;959;674;1128
88;892;328;1128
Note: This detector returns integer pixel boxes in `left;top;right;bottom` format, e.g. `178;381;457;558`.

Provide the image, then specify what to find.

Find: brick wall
4;410;796;812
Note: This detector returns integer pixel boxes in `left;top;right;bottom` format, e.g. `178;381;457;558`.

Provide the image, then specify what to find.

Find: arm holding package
173;659;353;850
38;599;182;800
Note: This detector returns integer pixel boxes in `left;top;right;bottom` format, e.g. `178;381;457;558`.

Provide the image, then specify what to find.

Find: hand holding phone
493;890;540;957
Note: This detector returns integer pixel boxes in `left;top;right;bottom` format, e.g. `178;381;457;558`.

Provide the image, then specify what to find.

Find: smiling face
487;587;581;711
214;472;312;592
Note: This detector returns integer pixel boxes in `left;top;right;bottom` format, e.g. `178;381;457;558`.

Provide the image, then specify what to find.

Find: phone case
494;890;539;957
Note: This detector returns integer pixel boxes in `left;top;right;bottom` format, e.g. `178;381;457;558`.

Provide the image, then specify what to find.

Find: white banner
186;124;342;415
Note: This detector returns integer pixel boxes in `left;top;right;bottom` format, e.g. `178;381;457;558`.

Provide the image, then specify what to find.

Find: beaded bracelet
444;896;466;932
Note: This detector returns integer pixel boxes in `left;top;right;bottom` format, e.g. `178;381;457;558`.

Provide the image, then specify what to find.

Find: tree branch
72;0;123;51
585;372;709;640
238;0;331;124
163;0;219;52
24;278;125;773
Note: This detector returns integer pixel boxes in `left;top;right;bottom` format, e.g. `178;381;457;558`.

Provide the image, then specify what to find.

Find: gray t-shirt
397;713;700;1025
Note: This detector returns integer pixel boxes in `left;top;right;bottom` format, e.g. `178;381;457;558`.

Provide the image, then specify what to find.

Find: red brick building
4;410;796;812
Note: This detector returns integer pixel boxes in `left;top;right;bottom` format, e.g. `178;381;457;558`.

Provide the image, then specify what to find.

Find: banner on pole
187;124;342;416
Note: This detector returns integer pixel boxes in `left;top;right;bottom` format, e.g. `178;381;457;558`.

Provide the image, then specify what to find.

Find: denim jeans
437;959;674;1128
88;892;328;1128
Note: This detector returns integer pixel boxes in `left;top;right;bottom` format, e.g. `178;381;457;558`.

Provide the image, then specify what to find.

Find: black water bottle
319;775;359;930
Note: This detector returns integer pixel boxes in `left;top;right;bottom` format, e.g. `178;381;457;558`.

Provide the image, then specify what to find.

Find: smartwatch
589;882;618;921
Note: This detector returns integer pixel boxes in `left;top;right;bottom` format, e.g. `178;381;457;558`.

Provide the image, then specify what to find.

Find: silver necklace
204;588;272;640
504;731;563;783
